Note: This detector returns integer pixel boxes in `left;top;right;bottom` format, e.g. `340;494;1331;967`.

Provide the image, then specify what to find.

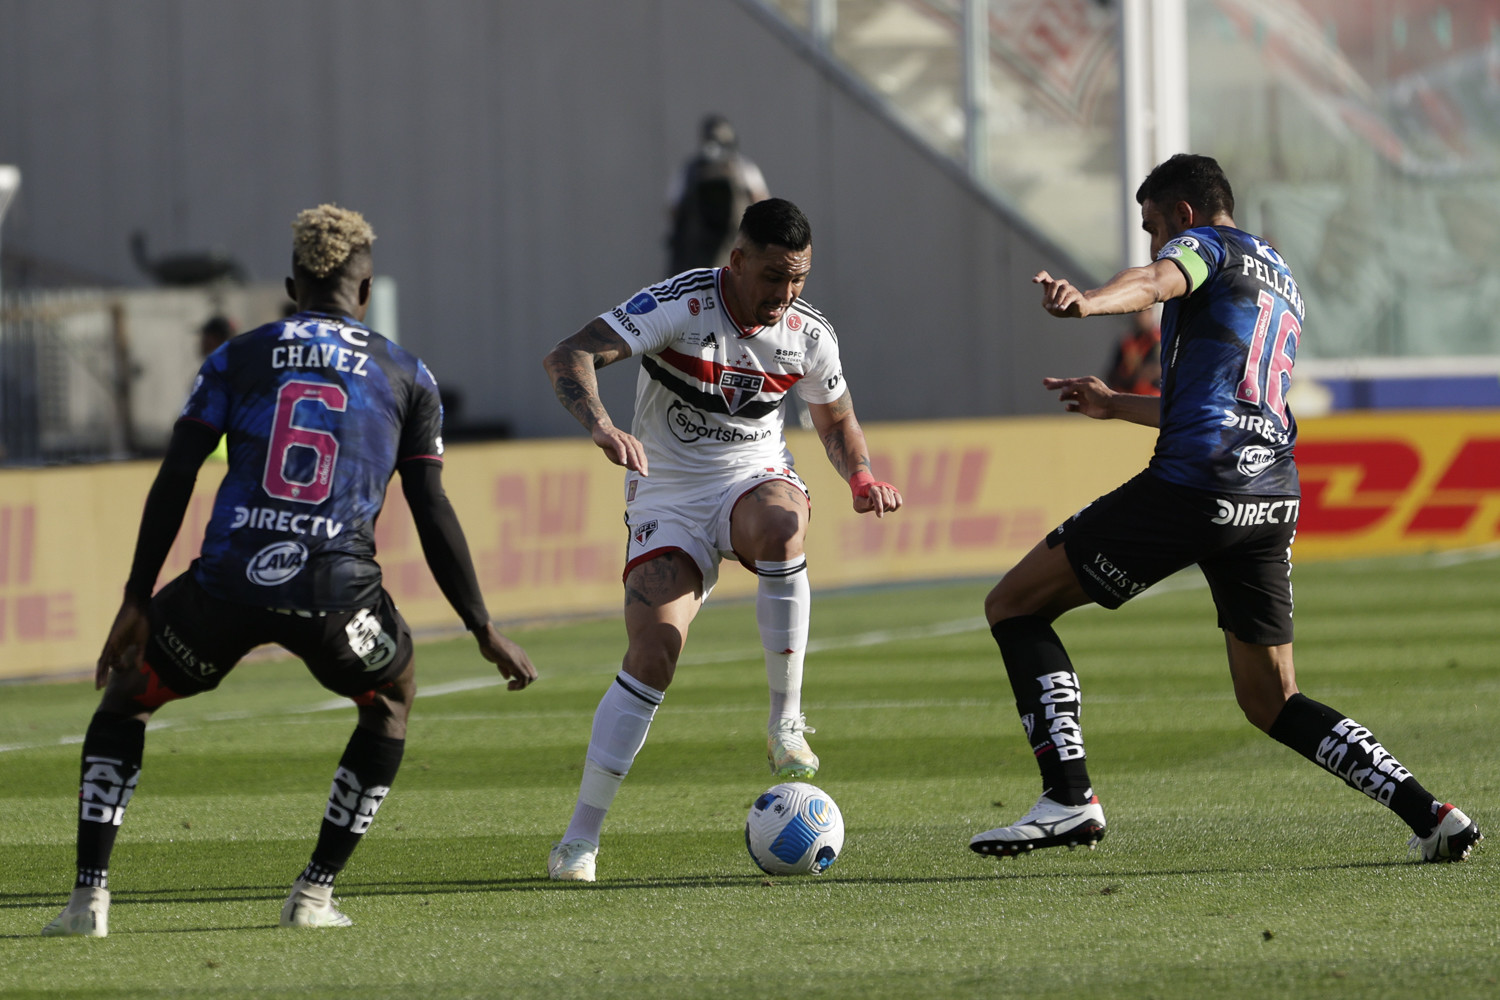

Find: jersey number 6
263;380;348;504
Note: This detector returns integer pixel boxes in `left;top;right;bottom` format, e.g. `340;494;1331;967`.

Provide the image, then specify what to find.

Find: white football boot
41;886;110;937
1409;804;1482;863
548;839;598;882
279;878;353;928
970;794;1107;857
768;715;819;780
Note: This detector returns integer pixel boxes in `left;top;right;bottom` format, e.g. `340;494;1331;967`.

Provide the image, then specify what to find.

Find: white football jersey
599;267;846;493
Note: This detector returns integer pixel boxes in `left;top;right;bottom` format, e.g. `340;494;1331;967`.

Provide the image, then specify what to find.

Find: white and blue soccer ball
745;781;844;875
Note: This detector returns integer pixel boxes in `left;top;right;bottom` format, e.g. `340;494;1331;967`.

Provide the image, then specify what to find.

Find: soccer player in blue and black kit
42;205;537;937
970;155;1480;864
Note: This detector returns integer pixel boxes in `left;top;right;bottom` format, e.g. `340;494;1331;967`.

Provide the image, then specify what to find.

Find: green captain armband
1157;236;1210;293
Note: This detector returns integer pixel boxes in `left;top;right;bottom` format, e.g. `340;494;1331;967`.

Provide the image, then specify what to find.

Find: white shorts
622;466;810;594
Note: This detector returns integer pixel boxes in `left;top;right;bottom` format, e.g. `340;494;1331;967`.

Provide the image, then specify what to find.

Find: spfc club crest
718;369;765;413
633;519;658;546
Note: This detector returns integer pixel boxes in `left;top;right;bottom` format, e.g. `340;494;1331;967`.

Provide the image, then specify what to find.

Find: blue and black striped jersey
179;311;444;611
1152;226;1303;496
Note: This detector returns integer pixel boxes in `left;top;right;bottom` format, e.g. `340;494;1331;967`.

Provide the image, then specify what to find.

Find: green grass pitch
2;552;1497;999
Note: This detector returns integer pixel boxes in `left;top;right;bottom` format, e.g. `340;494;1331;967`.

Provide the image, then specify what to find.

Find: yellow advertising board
3;410;1497;680
1292;410;1500;560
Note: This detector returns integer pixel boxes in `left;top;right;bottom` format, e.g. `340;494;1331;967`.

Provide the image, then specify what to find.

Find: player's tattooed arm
543;319;629;428
808;389;903;517
810;389;869;479
542;319;649;473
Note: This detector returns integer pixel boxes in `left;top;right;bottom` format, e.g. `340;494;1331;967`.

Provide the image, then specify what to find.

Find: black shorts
1047;471;1299;646
142;572;414;699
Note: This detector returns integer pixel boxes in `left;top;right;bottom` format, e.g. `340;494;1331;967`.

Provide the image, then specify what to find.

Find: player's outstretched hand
474;623;538;690
850;472;903;519
96;596;150;690
1034;270;1091;318
591;423;649;475
1043;375;1116;420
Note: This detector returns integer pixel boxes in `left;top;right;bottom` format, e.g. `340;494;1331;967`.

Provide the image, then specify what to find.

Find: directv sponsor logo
1222;409;1291;443
667;400;774;446
625;292;659;315
232;506;345;539
1211;497;1300;526
1237;445;1277;477
246;540;309;586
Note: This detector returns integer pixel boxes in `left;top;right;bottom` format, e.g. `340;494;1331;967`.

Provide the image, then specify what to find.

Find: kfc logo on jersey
1236;445;1277;478
719;369;766;412
246;540;309;586
786;314;802;331
633;519;659;546
688;297;701;316
625;292;659;315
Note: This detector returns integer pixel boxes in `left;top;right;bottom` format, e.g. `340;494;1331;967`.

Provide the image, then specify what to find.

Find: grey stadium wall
0;0;1117;439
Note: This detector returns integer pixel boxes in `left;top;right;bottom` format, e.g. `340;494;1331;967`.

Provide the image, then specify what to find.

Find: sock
991;616;1094;806
562;672;663;846
303;727;405;883
1268;693;1442;835
756;557;809;727
74;712;147;890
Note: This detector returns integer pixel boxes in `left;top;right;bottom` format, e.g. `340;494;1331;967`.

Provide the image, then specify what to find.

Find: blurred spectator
197;315;235;461
666;114;770;274
198;314;235;359
1105;309;1161;395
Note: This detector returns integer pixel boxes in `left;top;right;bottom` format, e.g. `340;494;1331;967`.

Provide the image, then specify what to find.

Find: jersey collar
716;267;763;339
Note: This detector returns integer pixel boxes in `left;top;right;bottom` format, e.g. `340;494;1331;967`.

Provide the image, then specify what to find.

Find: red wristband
849;471;876;497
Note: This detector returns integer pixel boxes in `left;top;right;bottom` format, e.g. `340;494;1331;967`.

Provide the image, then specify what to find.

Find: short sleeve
178;350;230;431
793;318;846;405
398;358;445;463
1156;227;1225;295
599;287;685;357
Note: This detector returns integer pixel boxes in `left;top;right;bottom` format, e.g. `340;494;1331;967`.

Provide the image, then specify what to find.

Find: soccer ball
745;781;844;875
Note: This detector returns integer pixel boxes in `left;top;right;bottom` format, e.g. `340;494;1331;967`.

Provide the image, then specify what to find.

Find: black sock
74;712;147;890
1268;693;1442;835
302;727;405;883
991;616;1093;806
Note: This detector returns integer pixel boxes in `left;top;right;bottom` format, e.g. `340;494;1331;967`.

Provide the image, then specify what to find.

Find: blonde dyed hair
291;204;375;279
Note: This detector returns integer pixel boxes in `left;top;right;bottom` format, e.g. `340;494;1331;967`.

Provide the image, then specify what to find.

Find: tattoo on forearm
819;430;870;480
550;362;604;430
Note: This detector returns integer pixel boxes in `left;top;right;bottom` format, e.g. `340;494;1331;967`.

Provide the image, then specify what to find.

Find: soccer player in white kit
541;198;902;880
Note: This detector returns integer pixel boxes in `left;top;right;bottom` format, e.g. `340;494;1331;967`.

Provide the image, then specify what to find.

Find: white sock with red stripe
563;672;663;846
756;557;809;727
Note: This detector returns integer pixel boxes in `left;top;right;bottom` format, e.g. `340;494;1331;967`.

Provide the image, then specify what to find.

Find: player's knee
355;684;413;740
622;639;679;691
746;509;806;561
984;578;1032;625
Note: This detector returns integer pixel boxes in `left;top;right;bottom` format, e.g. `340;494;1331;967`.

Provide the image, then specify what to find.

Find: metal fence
0;284;288;466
